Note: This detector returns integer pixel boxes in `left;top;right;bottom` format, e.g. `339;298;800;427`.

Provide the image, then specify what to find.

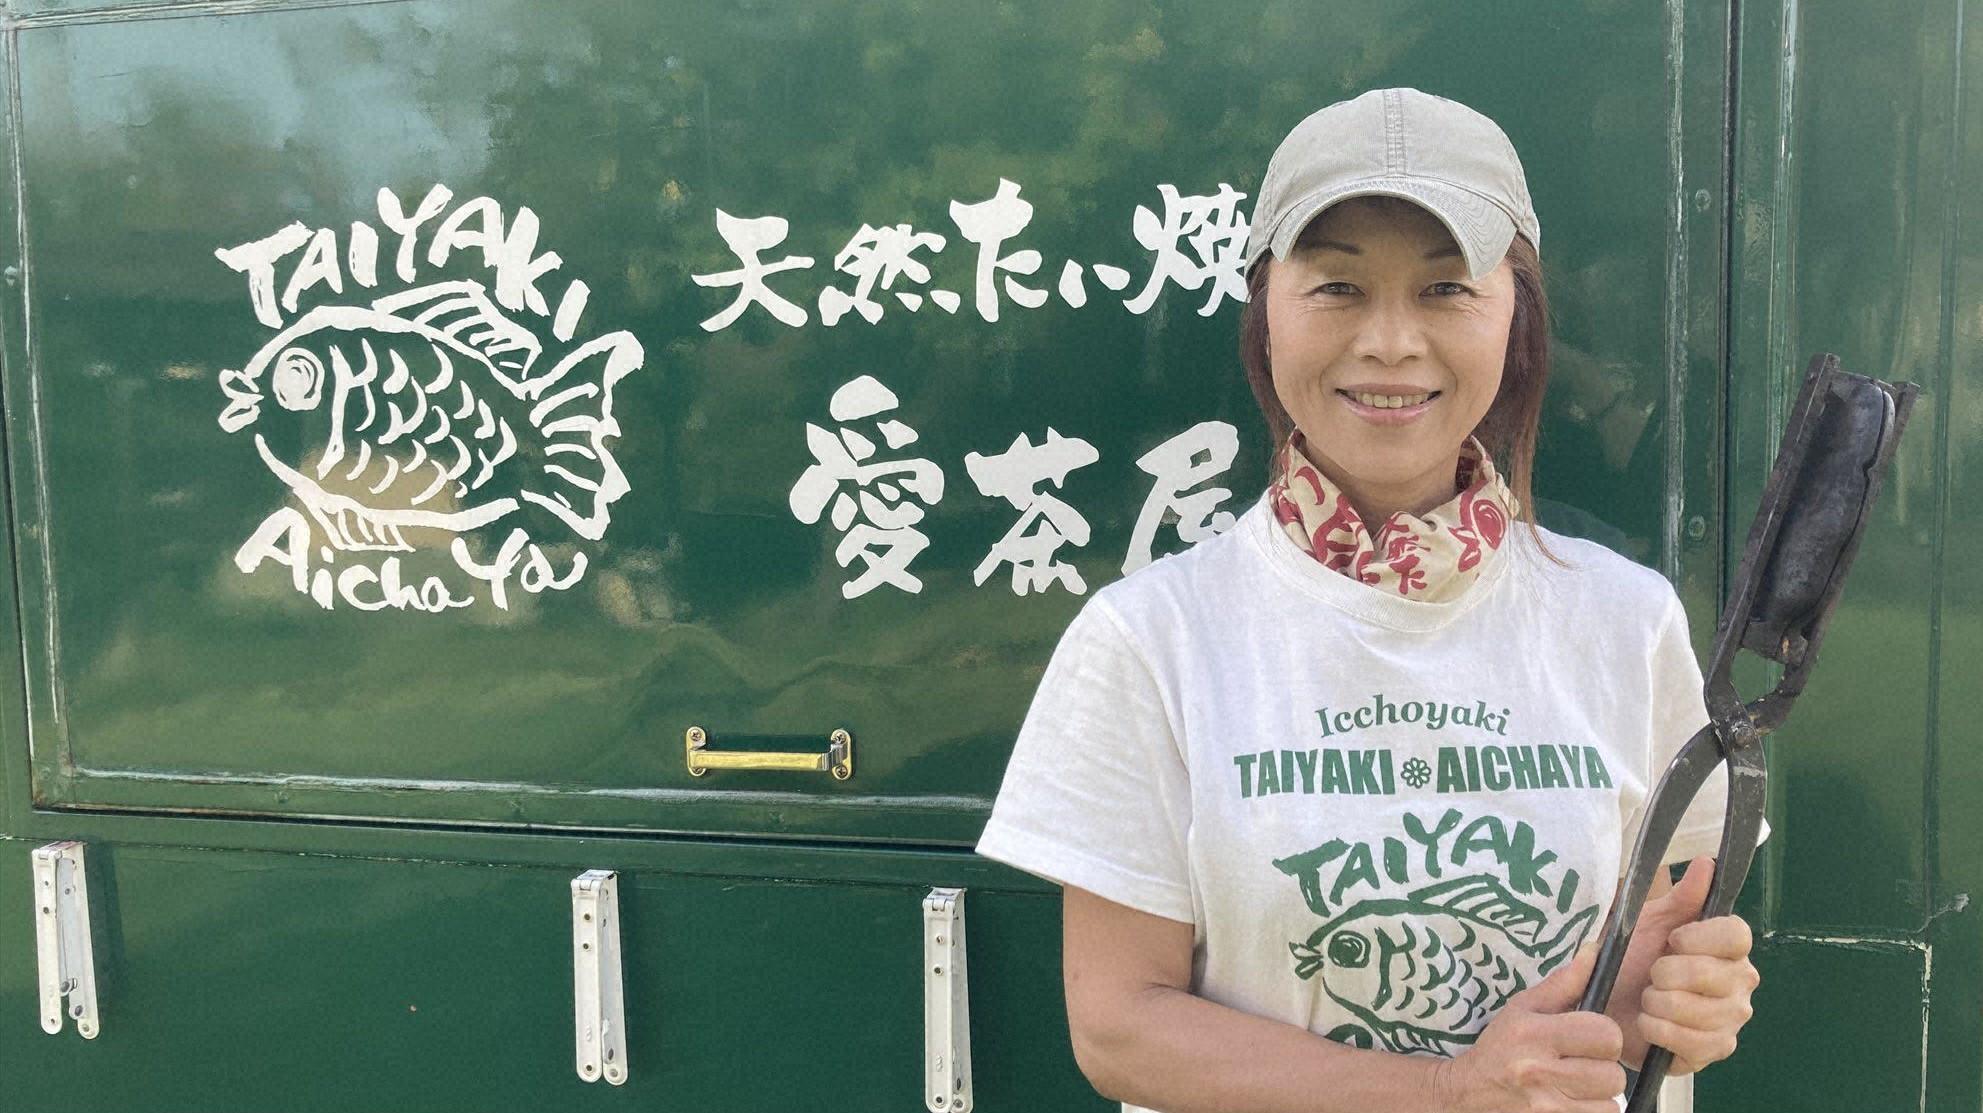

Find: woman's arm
1062;885;1451;1113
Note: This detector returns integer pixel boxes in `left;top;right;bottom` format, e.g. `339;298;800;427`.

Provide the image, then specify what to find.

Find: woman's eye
1310;281;1469;297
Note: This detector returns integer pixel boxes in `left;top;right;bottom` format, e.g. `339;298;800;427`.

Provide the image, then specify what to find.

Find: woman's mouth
1337;389;1441;424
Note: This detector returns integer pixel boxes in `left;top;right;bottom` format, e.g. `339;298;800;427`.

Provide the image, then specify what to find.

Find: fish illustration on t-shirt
1287;873;1599;1057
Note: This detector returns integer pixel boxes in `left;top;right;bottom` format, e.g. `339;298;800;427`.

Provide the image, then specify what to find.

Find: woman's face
1264;197;1517;519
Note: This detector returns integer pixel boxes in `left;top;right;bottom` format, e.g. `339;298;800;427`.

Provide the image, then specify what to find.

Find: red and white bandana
1268;429;1520;601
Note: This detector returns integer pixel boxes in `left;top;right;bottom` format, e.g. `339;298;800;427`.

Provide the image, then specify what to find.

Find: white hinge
571;869;628;1085
924;886;973;1112
32;841;99;1039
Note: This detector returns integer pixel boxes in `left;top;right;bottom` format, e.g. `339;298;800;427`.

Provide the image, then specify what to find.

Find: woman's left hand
1624;854;1761;1076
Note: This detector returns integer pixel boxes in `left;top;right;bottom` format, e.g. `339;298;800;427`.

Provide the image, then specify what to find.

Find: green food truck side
0;1;1976;1110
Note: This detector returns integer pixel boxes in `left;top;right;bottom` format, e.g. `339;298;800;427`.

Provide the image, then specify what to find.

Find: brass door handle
684;727;853;780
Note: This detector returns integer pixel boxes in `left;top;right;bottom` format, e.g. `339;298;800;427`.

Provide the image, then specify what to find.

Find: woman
975;88;1768;1113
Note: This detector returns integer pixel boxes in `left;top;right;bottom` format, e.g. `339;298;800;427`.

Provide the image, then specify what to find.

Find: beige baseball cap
1244;87;1541;283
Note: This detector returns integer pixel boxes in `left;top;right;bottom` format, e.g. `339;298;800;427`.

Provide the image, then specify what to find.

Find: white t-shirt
975;487;1769;1111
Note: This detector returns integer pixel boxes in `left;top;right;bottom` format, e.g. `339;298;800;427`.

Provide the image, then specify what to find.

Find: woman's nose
1349;296;1429;366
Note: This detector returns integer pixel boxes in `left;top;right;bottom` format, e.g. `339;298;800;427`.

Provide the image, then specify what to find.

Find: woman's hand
1436;942;1627;1113
1610;854;1761;1075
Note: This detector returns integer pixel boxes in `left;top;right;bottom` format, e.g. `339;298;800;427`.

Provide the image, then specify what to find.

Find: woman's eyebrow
1308;238;1464;261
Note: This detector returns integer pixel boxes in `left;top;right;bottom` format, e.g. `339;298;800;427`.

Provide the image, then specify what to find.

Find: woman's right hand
1433;943;1627;1113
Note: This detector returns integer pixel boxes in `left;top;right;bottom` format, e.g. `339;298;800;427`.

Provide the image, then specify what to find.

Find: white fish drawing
217;281;639;551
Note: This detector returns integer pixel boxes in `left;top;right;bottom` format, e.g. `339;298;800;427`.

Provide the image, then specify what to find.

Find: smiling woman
975;86;1767;1113
1265;199;1514;515
1239;194;1558;567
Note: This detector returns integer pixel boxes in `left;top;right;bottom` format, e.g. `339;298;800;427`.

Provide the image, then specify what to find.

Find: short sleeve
1620;588;1773;874
974;596;1196;923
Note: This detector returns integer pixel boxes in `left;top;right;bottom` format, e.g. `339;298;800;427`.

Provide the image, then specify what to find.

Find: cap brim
1252;177;1516;284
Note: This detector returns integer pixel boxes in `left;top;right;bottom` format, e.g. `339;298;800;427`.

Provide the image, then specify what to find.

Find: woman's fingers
1637;927;1758;1077
1635;1011;1735;1075
1641;984;1755;1030
1648;952;1760;996
1665;914;1754;960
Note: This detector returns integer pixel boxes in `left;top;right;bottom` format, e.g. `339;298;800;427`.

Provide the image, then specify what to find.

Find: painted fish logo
1287;873;1598;1057
216;280;635;553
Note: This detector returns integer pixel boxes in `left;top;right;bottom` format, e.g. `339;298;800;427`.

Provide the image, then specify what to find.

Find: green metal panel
1696;937;1928;1110
0;834;1095;1112
1730;0;1931;938
1927;3;1982;1097
1727;0;1980;1107
0;0;1732;844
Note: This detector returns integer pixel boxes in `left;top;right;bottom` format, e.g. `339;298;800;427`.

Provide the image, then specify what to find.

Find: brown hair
1239;203;1564;565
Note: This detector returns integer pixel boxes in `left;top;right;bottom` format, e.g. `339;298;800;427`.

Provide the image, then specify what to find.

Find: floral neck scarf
1268;429;1519;601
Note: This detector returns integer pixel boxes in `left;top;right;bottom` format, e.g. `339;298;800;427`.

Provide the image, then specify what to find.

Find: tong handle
1621;740;1768;1112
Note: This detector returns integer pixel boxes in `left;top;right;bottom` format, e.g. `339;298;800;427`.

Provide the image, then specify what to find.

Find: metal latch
32;841;99;1038
571;869;628;1085
924;887;973;1112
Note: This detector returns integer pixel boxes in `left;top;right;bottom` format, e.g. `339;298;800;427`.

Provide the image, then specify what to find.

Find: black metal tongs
1576;353;1920;1111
